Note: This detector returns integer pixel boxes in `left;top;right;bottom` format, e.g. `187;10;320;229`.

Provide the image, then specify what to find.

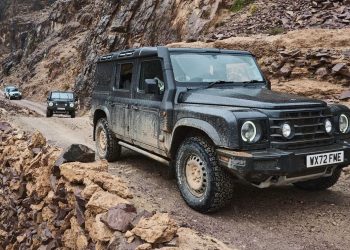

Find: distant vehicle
91;47;350;213
4;86;22;100
46;91;77;118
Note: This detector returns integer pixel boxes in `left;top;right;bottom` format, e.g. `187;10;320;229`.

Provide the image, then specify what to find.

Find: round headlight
282;123;293;139
241;121;261;143
339;114;349;133
69;103;74;108
324;119;333;134
48;102;54;107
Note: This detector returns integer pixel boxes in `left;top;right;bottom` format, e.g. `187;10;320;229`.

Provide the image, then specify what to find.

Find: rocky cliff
0;0;349;108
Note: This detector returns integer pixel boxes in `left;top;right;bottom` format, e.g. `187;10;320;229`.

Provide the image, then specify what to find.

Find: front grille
56;101;67;107
269;108;335;149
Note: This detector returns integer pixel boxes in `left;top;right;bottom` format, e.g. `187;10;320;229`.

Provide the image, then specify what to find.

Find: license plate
306;151;344;168
57;107;66;110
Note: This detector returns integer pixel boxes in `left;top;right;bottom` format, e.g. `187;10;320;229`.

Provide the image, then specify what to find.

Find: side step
118;141;170;166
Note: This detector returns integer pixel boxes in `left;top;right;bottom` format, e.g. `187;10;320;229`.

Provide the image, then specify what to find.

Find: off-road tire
175;136;234;213
46;109;53;118
293;167;342;191
95;118;121;162
70;111;76;118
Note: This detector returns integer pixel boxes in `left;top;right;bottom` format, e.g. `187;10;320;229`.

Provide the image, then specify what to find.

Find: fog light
325;118;333;134
282;123;293;139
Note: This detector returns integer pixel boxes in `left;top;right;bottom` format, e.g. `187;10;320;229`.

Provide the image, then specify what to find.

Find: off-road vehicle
46;91;77;118
4;86;22;100
91;47;350;213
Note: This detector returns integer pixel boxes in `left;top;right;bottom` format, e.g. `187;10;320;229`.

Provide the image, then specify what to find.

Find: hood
178;87;326;109
9;91;21;95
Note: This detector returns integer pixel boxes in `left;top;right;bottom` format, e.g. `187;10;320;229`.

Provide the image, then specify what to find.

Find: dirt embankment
170;28;350;104
0;122;233;249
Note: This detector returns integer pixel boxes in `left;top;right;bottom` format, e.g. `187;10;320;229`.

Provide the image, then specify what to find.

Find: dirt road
2;96;350;250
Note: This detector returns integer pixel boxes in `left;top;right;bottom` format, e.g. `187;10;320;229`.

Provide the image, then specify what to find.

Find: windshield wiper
241;80;265;86
206;80;233;89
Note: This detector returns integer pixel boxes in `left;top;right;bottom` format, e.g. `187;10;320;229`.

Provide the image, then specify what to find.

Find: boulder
131;213;178;244
55;144;95;166
0;121;11;132
60;161;109;183
86;191;130;214
315;67;328;78
101;204;137;232
88;214;114;242
332;63;346;74
177;227;233;250
29;131;46;148
279;65;292;77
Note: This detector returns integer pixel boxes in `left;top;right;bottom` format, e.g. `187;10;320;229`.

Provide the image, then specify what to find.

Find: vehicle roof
97;47;253;63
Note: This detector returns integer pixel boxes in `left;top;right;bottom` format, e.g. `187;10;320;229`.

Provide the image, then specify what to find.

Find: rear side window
94;62;113;91
138;60;164;92
118;63;133;90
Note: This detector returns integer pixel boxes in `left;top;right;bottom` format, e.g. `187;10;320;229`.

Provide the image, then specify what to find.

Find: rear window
51;92;74;99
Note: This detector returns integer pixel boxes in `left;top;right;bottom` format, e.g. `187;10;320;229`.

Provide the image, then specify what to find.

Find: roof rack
100;54;113;61
118;50;135;58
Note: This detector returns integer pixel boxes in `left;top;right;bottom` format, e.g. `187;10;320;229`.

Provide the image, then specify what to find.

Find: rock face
211;0;350;38
1;0;349;108
0;0;223;106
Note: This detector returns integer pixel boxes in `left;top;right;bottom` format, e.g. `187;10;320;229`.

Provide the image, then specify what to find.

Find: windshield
170;53;264;84
9;88;18;92
51;92;74;100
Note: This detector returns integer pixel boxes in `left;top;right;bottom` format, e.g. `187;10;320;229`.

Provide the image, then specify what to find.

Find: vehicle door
110;60;135;140
130;58;165;150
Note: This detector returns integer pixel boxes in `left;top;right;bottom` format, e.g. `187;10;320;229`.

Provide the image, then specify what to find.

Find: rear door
130;58;165;150
110;60;135;140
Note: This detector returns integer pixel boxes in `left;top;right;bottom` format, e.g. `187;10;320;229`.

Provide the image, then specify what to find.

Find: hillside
0;0;349;108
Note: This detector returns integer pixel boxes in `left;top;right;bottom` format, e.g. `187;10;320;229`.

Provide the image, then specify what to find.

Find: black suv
46;91;77;118
91;47;350;213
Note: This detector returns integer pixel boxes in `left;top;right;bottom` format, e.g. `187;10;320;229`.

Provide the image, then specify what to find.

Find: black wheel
95;118;121;162
175;136;234;213
46;109;53;117
293;168;342;191
70;111;75;118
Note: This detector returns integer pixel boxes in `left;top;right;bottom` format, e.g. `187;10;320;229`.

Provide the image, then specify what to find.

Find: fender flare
170;118;223;149
93;106;112;140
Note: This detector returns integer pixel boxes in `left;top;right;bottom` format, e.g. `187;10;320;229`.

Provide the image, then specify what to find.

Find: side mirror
75;96;78;102
145;79;158;94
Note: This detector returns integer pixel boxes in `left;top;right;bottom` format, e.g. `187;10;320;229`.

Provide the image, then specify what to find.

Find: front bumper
217;141;350;186
48;106;75;113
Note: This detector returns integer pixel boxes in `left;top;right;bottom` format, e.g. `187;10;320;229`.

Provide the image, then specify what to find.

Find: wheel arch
169;118;222;159
93;108;110;141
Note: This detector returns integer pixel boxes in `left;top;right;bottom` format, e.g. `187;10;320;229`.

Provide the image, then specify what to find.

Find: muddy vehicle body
4;86;22;100
91;47;350;213
46;91;77;118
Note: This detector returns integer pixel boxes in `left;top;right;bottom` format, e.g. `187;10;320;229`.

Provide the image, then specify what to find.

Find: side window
94;62;113;91
138;60;164;94
118;63;133;90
